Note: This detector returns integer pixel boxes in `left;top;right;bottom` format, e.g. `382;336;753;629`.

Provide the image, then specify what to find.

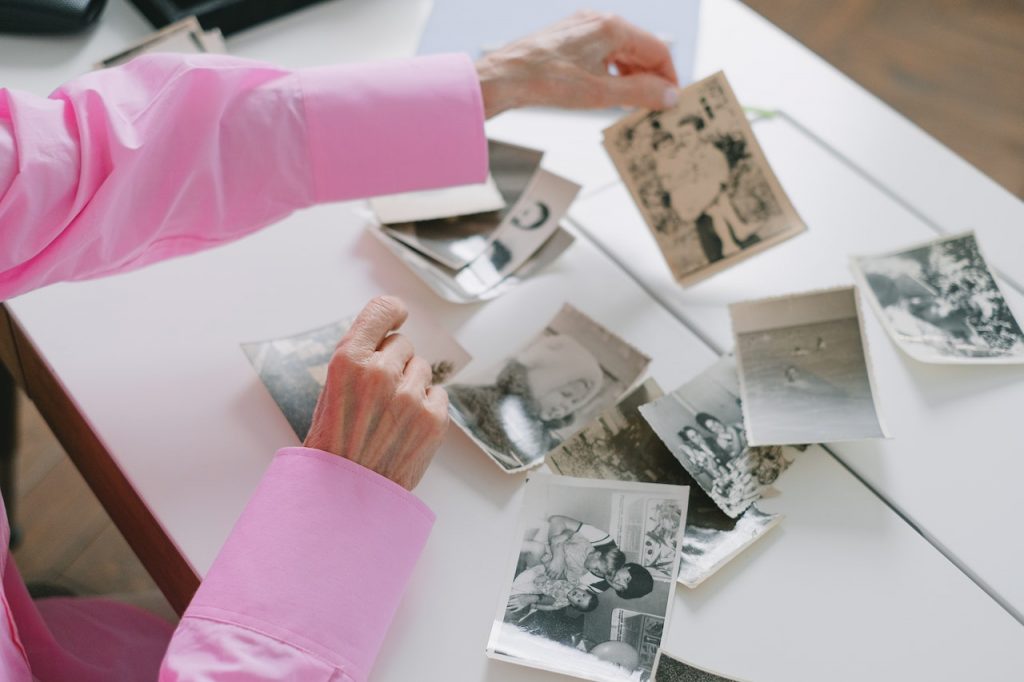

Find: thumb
597;73;678;110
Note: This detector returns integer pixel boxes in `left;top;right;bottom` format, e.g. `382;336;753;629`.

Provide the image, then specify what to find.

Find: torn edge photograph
448;305;650;473
852;231;1024;364
603;70;805;287
639;356;792;519
730;287;888;446
652;650;748;682
488;475;688;682
377;140;546;269
548;379;781;588
241;314;470;439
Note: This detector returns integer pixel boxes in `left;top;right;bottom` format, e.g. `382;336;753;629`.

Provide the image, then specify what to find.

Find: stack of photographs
94;17;226;69
241;314;470;440
488;475;689;682
730;287;888;446
447;304;650;473
369;140;581;303
603;71;805;287
852;232;1024;364
549;379;781;589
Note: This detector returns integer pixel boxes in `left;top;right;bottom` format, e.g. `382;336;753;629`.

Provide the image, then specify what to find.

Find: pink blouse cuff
299;53;488;203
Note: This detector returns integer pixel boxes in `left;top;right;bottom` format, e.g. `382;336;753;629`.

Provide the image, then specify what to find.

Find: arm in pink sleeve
159;447;435;681
0;52;487;300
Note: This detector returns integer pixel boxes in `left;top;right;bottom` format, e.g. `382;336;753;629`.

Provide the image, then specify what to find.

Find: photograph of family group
640;356;792;518
448;305;649;472
488;475;688;682
603;71;805;286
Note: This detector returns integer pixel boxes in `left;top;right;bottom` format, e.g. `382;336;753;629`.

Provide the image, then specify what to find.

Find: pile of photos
368;140;582;303
230;65;1024;682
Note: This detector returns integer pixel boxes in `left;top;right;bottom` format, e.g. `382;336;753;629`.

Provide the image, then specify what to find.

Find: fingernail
662;88;679;108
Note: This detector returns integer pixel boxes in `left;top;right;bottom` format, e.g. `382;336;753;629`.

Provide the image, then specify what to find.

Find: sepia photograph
488;475;688;682
447;305;650;472
241;314;470;439
731;287;888;446
378;140;546;269
549;379;782;588
602;71;805;287
652;650;748;682
639;356;793;518
852;232;1024;364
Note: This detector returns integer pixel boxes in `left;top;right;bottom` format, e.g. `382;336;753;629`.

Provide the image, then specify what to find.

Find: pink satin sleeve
159;448;435;681
0;52;486;300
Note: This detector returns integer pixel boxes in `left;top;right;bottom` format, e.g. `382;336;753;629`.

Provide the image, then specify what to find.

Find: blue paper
418;0;700;85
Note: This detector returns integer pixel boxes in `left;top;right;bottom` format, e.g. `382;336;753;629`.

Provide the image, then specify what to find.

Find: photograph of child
489;475;688;682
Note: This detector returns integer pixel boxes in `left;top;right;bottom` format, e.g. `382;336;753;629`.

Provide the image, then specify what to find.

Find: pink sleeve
159;447;435;681
0;52;487;300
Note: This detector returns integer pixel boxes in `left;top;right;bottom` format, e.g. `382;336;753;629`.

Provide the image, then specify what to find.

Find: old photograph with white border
488;475;688;682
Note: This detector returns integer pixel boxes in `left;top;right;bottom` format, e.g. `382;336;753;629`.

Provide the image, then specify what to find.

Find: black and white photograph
448;305;650;472
852;232;1024;364
488;475;688;682
377;140;546;269
652;650;748;682
369;220;576;304
602;70;805;287
639;356;791;519
548;380;782;588
731;287;888;446
451;168;581;293
241;315;470;439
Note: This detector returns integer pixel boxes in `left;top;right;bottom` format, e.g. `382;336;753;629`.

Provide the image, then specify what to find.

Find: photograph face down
853;232;1024;364
379;140;546;269
242;315;470;440
447;304;650;472
549;380;781;588
730;287;887;446
639;356;793;519
488;475;688;682
652;650;747;682
603;71;805;286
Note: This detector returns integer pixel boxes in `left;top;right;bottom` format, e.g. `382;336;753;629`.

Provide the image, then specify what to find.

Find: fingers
595;72;678;111
605;16;678;85
399;355;433;393
343;295;408;358
378;333;415;376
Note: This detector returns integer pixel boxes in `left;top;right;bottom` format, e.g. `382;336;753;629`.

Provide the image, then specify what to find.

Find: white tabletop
4;0;1024;680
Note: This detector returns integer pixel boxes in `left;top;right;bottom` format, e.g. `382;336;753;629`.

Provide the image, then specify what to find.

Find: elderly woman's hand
476;11;679;118
303;296;449;490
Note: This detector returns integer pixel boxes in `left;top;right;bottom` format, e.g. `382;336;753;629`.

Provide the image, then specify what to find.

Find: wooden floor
6;0;1023;623
742;0;1024;199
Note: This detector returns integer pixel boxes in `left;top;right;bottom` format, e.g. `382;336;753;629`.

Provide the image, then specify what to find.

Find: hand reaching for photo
304;296;449;490
476;11;679;118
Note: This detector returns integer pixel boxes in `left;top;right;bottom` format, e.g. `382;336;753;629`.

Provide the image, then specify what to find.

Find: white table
3;0;1024;680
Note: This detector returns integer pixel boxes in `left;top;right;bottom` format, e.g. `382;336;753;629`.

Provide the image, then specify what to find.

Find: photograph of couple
603;71;805;286
489;476;688;682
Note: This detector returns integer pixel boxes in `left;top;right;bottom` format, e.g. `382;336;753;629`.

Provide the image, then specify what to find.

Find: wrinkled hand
303;296;449;490
476;11;678;118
